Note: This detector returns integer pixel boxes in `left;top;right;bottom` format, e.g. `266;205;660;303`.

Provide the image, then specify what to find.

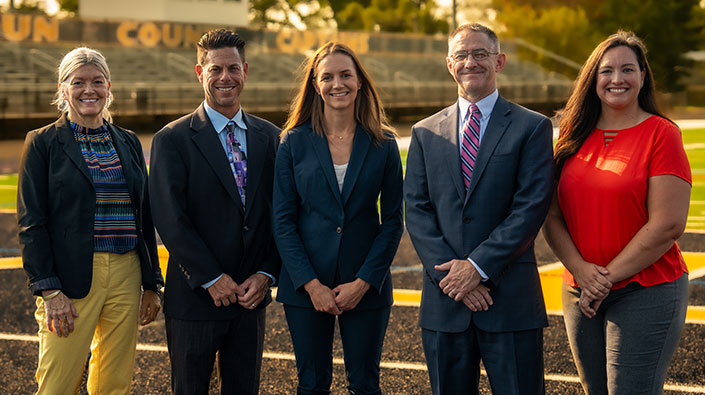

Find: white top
333;163;348;192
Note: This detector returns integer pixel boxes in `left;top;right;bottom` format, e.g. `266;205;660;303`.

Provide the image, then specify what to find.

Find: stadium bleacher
0;37;574;120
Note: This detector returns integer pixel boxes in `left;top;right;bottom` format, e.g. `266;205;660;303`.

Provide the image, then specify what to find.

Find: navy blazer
150;104;281;320
404;97;554;333
17;115;163;298
273;122;403;310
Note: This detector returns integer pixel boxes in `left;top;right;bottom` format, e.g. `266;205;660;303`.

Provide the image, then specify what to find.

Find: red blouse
558;115;692;289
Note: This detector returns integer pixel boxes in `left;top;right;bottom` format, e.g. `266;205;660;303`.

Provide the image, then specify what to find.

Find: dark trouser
165;309;265;395
562;273;688;395
422;323;545;395
284;305;391;395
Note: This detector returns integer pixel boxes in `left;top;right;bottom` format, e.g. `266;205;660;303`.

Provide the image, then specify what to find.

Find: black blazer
17;115;163;298
149;104;281;320
273;123;403;310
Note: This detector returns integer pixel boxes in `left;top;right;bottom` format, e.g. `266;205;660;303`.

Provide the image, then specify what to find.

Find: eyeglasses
449;49;498;63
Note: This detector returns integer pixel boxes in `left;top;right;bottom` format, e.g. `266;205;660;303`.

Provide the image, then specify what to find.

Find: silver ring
251;303;256;308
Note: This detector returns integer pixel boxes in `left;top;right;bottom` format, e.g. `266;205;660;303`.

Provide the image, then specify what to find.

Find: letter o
138;22;161;48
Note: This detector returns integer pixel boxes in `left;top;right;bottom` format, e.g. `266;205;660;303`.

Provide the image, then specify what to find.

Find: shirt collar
458;89;498;121
203;101;248;134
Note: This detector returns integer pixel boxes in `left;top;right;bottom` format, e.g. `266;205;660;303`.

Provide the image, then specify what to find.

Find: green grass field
682;128;705;230
0;174;17;211
2;128;705;229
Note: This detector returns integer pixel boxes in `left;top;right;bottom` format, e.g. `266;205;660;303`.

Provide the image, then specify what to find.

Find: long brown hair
554;31;670;178
282;42;396;143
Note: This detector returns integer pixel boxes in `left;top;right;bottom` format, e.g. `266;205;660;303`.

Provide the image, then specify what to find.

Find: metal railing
0;78;574;121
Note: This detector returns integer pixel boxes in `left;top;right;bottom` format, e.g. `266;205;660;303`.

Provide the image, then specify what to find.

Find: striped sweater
72;121;137;253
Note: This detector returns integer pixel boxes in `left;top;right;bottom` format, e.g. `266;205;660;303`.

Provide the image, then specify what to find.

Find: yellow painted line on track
4;249;705;323
0;256;21;270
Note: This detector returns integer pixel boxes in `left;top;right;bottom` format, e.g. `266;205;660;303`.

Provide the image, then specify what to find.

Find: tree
594;0;702;91
250;0;448;34
249;0;336;30
56;0;78;14
12;0;46;14
494;0;704;92
499;4;601;75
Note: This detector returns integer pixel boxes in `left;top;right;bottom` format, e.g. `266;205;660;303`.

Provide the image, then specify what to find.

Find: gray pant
562;273;688;395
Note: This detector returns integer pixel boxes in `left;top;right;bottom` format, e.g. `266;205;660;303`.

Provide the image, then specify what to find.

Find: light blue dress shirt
456;90;499;282
204;101;249;157
201;101;276;288
457;89;499;154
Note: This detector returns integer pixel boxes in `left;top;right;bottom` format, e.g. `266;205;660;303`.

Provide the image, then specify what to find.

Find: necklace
327;133;348;141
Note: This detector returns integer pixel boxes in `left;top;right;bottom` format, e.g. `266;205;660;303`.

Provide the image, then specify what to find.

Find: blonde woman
17;47;162;394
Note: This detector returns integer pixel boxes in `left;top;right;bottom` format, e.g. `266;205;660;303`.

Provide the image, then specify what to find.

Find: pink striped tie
461;104;481;190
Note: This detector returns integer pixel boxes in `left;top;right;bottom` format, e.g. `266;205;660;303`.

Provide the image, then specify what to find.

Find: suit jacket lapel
56;116;93;187
107;123;138;202
465;96;511;204
340;125;371;205
242;112;266;219
308;127;343;208
190;104;243;210
439;103;466;201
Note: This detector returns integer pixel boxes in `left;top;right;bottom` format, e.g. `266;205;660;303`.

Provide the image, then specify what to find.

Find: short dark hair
197;29;246;65
448;23;500;53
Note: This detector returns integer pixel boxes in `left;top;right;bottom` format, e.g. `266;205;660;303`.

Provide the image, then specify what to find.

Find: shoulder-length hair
554;30;670;178
52;47;113;122
282;42;396;143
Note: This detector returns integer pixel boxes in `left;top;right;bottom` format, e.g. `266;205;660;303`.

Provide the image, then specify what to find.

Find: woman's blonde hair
283;42;396;143
52;47;113;122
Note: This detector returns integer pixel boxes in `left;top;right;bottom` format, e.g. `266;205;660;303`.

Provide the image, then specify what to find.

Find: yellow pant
34;250;142;395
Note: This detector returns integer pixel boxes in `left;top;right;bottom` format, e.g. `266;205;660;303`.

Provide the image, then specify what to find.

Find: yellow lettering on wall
338;32;369;54
316;31;333;48
138;23;160;48
2;14;32;42
32;16;58;43
276;30;297;53
184;25;202;49
301;31;318;51
162;24;182;48
117;21;138;47
275;30;369;54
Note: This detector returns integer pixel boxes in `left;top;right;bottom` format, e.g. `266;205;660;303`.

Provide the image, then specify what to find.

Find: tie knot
463;104;481;125
469;103;480;117
225;121;235;134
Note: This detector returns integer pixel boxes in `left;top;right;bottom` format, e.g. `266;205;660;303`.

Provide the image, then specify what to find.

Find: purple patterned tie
225;121;247;205
460;104;481;190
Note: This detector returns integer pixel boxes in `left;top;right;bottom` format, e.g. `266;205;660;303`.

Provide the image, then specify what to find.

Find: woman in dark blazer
273;42;403;395
17;47;163;394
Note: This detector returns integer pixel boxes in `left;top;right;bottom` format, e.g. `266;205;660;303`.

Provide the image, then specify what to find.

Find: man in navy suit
404;23;554;394
149;29;281;394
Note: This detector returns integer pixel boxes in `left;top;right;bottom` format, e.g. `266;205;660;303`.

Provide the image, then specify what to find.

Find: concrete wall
79;0;248;27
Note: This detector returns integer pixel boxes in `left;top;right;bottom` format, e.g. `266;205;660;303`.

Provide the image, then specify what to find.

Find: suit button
336;226;342;234
243;225;249;232
463;253;469;259
463;217;470;224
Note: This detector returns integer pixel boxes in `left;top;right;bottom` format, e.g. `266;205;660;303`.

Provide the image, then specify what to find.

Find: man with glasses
404;23;554;394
